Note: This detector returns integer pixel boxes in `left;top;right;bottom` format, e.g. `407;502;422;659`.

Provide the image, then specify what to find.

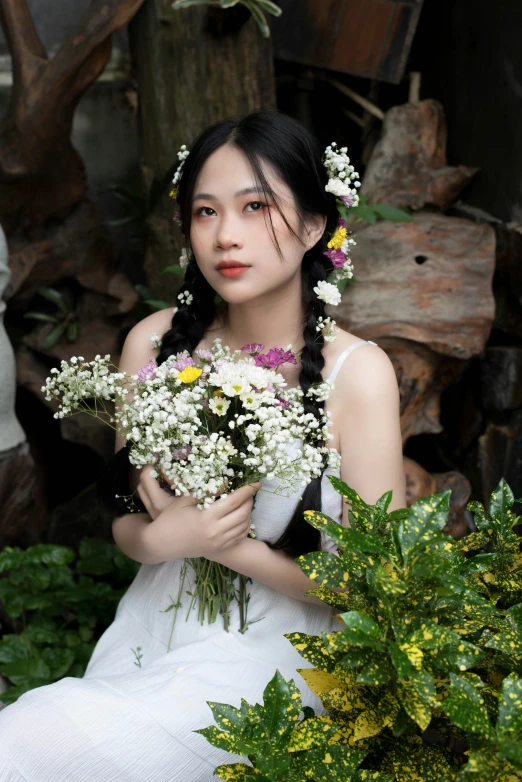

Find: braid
157;260;217;364
98;260;218;517
265;252;331;559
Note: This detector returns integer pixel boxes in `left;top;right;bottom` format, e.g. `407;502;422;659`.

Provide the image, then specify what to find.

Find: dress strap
327;340;378;384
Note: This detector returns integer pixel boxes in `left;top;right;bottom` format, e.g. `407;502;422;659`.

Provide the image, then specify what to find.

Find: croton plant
196;477;522;782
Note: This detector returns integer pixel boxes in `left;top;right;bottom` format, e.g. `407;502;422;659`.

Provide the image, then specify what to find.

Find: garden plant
196;477;522;781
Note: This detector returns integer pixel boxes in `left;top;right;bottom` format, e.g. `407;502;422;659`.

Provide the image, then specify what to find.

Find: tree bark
128;1;276;299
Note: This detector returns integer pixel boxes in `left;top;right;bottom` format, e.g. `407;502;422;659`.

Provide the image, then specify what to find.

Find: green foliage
134;284;171;312
197;478;522;780
339;194;414;226
0;539;139;704
24;287;81;348
172;0;282;39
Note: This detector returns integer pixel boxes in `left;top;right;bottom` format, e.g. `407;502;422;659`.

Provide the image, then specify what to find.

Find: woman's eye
245;201;266;212
196;206;216;217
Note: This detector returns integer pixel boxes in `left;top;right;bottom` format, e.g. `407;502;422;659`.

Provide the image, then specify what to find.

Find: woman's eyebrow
193;186;261;201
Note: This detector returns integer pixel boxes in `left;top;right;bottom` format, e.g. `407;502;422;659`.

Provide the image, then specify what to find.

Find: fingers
140;466;175;505
214;481;261;517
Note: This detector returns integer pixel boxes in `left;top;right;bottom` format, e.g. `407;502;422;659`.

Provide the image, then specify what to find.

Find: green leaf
489;478;515;536
37;287;70;314
396;678;433;731
241;0;270;37
163;264;186;275
323;625;384;652
507;603;522;629
42;322;66;349
350;202;377;224
293;742;366;781
287;716;339;752
484;626;522;658
339;611;381;638
440;673;491;737
326;526;390;558
255;0;282;17
284;633;336;670
194;724;241;754
389;641;414;678
66;321;80;342
356;657;394;685
0;657;51;684
24;312;60;324
498;673;522;734
25;544;76;567
40;647;75;680
296;550;351;589
173;0;220;8
497;735;522;767
371;203;414;222
398;490;450;562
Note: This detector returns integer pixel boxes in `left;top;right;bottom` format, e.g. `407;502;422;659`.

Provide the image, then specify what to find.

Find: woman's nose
215;213;243;250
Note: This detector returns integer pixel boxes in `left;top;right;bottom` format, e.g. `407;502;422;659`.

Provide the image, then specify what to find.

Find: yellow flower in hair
327;226;347;250
169;185;179;200
177;366;202;383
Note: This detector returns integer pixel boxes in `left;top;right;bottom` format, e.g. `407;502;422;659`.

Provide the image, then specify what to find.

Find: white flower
179;247;192;269
150;332;161;349
177;289;193;306
315;316;339;343
209;397;230;416
313;281;342;306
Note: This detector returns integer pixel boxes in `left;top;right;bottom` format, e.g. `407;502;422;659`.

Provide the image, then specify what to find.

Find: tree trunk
128;1;276;299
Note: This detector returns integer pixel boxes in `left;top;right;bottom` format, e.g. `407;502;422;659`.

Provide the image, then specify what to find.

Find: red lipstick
216;260;250;278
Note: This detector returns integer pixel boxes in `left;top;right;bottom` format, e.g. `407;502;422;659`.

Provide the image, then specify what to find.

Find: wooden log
372;337;464;443
480;347;522;411
0;443;47;548
361;99;479;211
337;212;496;360
128;2;276;299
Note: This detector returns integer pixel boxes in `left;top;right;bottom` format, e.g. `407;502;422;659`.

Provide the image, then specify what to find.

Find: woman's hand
143;481;261;563
136;464;178;521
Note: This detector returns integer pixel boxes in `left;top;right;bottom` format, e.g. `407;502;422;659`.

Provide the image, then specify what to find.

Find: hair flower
313;281;342;307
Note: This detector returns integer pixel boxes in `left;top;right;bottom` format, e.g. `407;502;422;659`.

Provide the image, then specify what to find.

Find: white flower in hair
324;142;361;208
177;289;193;306
179;247;193;269
313;280;342;307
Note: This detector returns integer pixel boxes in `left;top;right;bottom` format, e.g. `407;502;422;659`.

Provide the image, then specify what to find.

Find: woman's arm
214;345;406;605
110;307;175;557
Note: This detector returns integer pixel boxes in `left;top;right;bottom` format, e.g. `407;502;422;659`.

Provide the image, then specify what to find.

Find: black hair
100;109;340;559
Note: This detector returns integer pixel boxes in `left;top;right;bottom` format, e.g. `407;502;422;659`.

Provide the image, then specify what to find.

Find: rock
361;99;478;211
337;212;496;360
477;410;522;505
22;317;121;364
492;221;522;339
404;456;471;539
377;337;464;442
0;443;47;548
480;347;522;411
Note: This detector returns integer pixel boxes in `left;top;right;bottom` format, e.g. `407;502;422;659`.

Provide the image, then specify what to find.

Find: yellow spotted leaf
297;668;341;697
353;707;383;741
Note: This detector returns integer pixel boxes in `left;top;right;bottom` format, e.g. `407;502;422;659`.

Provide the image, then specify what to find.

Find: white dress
0;340;376;781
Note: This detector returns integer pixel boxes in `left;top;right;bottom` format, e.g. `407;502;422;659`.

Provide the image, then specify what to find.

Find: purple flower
341;194;354;208
274;397;290;410
172;445;191;460
194;348;212;361
173;209;182;224
240;343;265;355
323;247;346;268
136;361;157;382
337;217;347;229
171;353;194;372
254;347;297;369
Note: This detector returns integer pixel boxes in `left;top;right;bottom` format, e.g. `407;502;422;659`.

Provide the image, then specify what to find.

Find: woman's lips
219;267;249;278
217;265;250;278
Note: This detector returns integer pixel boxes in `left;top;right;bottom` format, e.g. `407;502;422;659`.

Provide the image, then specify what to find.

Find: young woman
0;110;406;780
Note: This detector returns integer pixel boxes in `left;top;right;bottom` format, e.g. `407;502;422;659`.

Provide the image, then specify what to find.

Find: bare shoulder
119;307;176;374
125;307;176;346
325;327;399;402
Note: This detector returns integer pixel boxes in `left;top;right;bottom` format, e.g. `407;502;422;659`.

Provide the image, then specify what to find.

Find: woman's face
189;144;323;306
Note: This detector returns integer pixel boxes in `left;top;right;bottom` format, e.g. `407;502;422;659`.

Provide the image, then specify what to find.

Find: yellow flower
213;388;224;397
177;366;202;383
169;186;179;200
327;226;347;250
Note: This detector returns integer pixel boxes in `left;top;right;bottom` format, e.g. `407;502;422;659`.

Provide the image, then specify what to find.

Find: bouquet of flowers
42;339;339;633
